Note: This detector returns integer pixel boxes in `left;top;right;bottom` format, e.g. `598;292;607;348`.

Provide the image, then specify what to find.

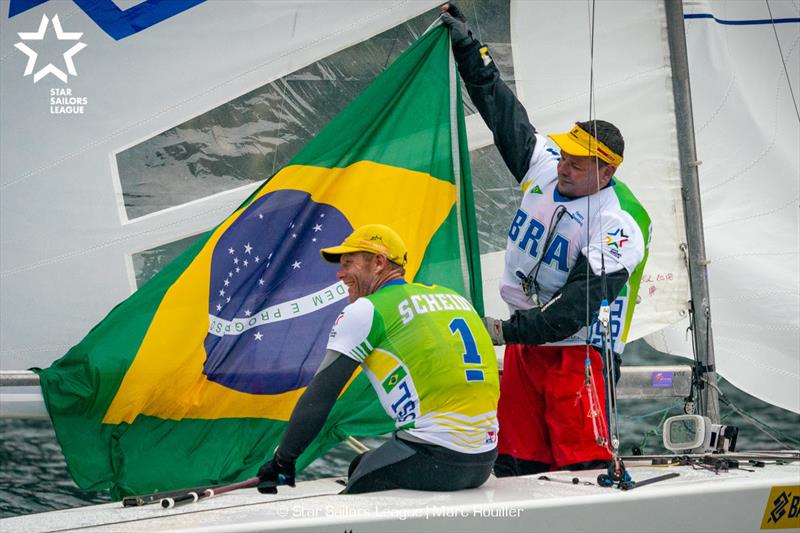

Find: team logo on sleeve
606;228;629;249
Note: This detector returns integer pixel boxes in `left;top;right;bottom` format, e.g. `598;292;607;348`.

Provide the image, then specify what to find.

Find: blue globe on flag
203;190;352;395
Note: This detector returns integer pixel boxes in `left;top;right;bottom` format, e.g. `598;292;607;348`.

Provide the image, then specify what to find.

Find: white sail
0;0;441;371
646;0;800;414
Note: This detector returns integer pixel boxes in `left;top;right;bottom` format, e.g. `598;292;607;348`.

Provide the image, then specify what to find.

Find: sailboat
1;0;798;531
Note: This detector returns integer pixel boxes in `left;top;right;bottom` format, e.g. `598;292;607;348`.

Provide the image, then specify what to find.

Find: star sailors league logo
606;228;629;249
605;228;629;259
14;14;87;83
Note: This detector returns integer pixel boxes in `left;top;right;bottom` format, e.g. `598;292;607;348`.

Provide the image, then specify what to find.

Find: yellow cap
548;123;623;167
320;224;408;266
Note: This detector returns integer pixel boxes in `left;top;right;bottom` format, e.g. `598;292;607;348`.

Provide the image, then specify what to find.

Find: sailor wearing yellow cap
257;224;499;494
442;4;651;477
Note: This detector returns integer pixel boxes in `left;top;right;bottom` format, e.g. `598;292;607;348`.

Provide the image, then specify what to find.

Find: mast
664;0;720;423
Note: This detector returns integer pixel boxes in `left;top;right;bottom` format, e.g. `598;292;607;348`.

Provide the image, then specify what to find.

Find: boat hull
2;460;797;532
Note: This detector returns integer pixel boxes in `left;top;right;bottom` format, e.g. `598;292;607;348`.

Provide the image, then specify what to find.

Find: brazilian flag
36;25;482;497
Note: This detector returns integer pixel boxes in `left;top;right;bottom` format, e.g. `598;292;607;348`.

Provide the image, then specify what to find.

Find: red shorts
497;344;611;469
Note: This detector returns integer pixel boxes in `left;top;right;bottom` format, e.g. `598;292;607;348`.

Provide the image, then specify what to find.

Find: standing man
441;4;651;476
257;224;499;494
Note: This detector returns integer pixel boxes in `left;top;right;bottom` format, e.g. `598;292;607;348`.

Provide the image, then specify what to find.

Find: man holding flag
257;224;499;494
441;4;651;477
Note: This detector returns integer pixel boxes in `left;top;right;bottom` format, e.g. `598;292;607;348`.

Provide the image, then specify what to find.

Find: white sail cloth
0;0;441;370
649;0;800;414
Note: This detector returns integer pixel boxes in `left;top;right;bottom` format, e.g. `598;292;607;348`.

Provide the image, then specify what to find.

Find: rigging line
382;25;401;70
583;0;595;349
620;401;684;420
583;0;594;428
766;0;800;123
638;407;674;452
586;0;620;452
586;1;607;298
584;0;617;458
580;0;601;450
703;378;799;449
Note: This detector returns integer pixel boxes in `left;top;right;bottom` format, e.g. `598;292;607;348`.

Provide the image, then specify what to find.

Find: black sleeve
275;352;359;462
501;254;630;345
453;39;537;182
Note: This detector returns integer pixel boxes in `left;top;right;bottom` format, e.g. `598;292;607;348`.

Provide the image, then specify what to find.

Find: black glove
257;455;296;494
440;3;474;48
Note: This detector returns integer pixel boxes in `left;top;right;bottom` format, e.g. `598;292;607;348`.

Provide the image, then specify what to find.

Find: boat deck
2;457;798;532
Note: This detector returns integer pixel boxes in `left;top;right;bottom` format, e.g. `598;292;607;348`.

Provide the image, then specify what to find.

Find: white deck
2;459;798;533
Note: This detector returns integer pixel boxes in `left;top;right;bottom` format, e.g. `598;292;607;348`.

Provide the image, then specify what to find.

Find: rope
704;378;800;449
637;406;675;452
583;0;599;448
621;401;684;421
583;0;595;360
584;0;622;458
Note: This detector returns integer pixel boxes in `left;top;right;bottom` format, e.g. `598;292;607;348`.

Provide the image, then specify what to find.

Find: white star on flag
292;261;302;269
254;332;263;341
313;224;323;232
244;243;253;254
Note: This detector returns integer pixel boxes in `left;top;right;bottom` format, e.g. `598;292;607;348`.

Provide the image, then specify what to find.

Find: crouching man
258;224;499;494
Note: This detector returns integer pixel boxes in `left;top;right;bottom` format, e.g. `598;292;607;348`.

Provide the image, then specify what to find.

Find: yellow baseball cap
320;224;408;266
548;123;624;167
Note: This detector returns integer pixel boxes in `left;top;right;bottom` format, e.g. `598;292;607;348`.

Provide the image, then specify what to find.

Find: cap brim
319;245;362;263
547;132;593;157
